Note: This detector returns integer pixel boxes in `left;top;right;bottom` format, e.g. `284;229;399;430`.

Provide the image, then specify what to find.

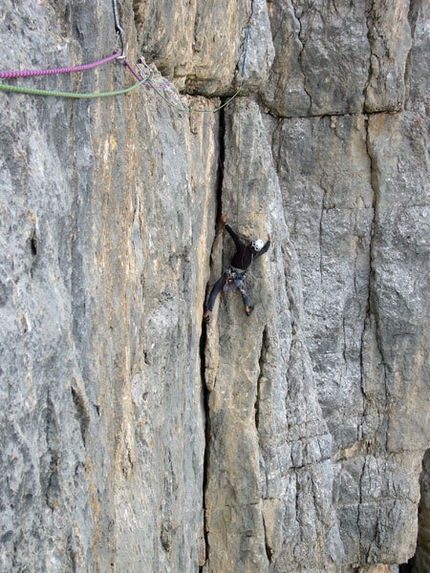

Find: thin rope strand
241;25;251;78
145;77;242;114
124;59;173;89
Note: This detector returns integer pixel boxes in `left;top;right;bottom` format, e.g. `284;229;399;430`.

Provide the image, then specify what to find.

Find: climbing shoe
245;306;254;317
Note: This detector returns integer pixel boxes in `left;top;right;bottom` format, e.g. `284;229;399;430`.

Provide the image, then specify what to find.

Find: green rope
0;78;147;98
0;71;241;113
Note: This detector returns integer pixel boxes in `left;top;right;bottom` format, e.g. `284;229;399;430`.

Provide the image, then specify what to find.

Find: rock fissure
255;327;268;432
1;2;428;572
198;98;230;571
262;511;274;564
363;114;391;453
363;0;374;111
357;453;368;562
358;112;376;433
290;0;312;111
200;317;211;571
318;183;328;283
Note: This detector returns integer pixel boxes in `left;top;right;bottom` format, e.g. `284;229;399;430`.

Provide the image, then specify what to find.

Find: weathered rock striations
133;0;274;95
1;1;214;571
0;1;429;572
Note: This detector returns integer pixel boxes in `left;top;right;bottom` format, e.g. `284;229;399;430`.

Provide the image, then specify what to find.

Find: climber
203;214;272;322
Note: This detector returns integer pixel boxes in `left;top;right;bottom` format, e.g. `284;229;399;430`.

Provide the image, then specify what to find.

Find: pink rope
153;79;172;89
0;51;175;91
0;52;121;79
123;59;142;82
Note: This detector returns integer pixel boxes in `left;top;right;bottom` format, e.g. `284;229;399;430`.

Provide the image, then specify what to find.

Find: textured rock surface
262;0;370;116
0;1;214;571
0;1;429;572
408;450;430;573
134;0;274;95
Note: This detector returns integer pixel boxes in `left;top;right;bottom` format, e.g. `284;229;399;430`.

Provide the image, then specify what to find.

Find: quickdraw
222;267;248;298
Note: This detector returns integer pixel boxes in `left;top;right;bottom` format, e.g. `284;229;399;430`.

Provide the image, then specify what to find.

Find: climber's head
251;239;264;252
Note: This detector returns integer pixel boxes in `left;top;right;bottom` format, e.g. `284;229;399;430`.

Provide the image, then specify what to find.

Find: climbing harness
222;267;248;299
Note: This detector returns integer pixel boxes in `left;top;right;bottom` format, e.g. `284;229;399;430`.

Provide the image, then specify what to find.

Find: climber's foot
245;306;254;317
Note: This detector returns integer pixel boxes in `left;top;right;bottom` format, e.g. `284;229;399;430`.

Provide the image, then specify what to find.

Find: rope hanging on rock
0;0;132;98
241;25;251;78
0;78;148;99
0;53;121;79
0;8;251;118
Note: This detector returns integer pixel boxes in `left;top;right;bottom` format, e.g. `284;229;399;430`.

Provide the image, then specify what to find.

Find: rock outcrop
0;1;428;572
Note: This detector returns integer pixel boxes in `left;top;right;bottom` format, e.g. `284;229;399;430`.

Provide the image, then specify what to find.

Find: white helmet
251;239;264;252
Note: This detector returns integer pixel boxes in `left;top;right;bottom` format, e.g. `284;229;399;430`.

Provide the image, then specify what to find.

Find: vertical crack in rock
28;227;38;279
364;0;412;112
254;327;267;432
364;117;384;347
359;301;370;434
363;0;374;110
3;2;427;571
256;327;274;565
403;0;416;105
215;109;226;222
359;114;376;418
364;114;389;451
290;1;312;111
199;106;227;571
44;394;62;511
400;449;430;572
70;380;90;447
262;512;274;565
356;115;378;563
318;180;328;284
357;452;368;563
199;315;210;572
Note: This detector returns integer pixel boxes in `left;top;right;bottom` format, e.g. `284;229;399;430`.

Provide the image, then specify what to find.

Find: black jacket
226;224;270;271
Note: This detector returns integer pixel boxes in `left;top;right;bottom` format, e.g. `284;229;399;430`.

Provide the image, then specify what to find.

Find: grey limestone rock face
1;1;215;571
133;0;274;96
365;0;412;112
261;0;370;116
0;0;429;572
409;450;430;573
